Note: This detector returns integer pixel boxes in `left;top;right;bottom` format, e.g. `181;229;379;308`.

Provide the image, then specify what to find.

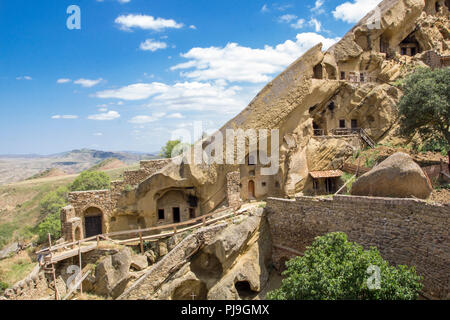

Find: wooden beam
62;270;91;300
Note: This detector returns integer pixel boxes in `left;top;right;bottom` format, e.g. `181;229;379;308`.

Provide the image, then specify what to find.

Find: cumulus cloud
88;110;120;120
290;19;306;29
57;78;71;84
95;83;169;100
311;0;325;14
167;113;184;119
309;18;322;32
170;33;340;83
140;39;168;52
129;112;166;124
74;78;103;88
278;14;297;23
333;0;382;23
115;14;183;31
51;115;78;119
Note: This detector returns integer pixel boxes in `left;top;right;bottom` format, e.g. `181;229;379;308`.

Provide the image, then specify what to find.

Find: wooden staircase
359;129;375;148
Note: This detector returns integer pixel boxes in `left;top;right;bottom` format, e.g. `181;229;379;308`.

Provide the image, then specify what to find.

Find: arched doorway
83;207;103;238
248;180;255;199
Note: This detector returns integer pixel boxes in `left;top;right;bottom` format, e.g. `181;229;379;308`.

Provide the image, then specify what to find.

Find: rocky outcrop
351;152;433;198
118;206;272;300
92;247;133;298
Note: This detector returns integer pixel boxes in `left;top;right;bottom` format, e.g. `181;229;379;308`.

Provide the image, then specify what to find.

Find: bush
70;171;110;192
37;213;61;244
0;281;8;294
267;232;422;300
39;186;69;215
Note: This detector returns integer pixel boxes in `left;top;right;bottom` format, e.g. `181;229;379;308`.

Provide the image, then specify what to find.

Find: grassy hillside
0;163;139;249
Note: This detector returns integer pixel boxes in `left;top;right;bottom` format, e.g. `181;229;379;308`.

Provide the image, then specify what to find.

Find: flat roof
309;170;344;179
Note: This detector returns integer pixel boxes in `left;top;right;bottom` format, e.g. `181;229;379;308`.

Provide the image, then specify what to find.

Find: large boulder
351;152;432;199
93;247;132;298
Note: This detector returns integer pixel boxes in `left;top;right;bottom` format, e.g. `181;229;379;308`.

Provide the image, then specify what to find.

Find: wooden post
78;241;83;294
173;226;177;235
97;235;100;248
139;232;144;254
51;264;59;301
202;216;206;226
48;233;52;251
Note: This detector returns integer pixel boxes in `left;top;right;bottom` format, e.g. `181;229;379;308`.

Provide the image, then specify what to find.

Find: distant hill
0;149;158;185
26;168;67;181
88;158;127;171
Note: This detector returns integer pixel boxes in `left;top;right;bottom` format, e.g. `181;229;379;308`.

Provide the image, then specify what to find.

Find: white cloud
309;18;322;32
16;76;32;80
171;33;340;83
57;78;71;84
189;25;197;30
290;19;306;29
93;132;103;136
140;39;168;52
311;0;325;14
333;0;382;23
95;83;169;100
88;110;120;121
115;14;184;31
98;107;108;112
167;113;184;119
278;14;297;23
129;112;166;124
261;4;269;13
74;78;103;88
118;0;130;3
51;115;78;119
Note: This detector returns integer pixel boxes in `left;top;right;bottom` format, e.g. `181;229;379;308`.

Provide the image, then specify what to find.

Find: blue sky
0;0;382;155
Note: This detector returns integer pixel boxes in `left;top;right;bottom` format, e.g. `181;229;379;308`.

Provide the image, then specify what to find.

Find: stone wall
140;159;171;175
266;195;449;299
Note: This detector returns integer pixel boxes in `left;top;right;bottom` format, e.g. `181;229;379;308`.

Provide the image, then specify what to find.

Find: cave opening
234;281;258;300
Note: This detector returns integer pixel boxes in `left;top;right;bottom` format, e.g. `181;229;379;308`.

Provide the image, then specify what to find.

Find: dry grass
0;250;36;287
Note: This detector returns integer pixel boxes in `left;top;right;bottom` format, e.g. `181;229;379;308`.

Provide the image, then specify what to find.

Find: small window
248;155;256;165
401;47;407;55
110;217;116;223
340;71;346;80
360;73;365;82
339;120;346;128
158;209;165;220
351;119;358;129
275;181;280;188
410;47;416;56
262;182;267;187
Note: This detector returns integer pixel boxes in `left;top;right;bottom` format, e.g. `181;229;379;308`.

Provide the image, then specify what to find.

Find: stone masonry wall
266;195;449;299
68;190;113;218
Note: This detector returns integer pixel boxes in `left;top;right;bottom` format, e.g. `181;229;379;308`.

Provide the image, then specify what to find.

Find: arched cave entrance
248;180;255;199
234;281;258;300
83;207;103;238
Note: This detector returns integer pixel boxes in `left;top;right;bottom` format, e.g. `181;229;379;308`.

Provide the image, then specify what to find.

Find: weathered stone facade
226;171;241;209
266;195;449;299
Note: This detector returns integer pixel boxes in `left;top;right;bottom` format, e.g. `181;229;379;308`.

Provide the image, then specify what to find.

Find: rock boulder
351;152;432;199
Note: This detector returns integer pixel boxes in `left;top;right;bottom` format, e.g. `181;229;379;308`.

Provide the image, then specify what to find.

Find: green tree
397;67;450;159
267;232;422;300
159;140;190;159
37;213;61;244
39;186;69;215
70;171;110;192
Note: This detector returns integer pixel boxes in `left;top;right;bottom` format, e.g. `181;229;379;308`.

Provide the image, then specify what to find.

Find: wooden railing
37;206;236;257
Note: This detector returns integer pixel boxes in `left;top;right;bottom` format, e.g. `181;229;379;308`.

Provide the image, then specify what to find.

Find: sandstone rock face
120;208;272;301
351;152;433;198
93;247;132;298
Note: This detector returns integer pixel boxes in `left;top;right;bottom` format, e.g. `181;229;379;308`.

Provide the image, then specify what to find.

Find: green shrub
267;232;422;300
70;171;110;192
0;281;8;294
37;213;61;244
39;186;69;215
